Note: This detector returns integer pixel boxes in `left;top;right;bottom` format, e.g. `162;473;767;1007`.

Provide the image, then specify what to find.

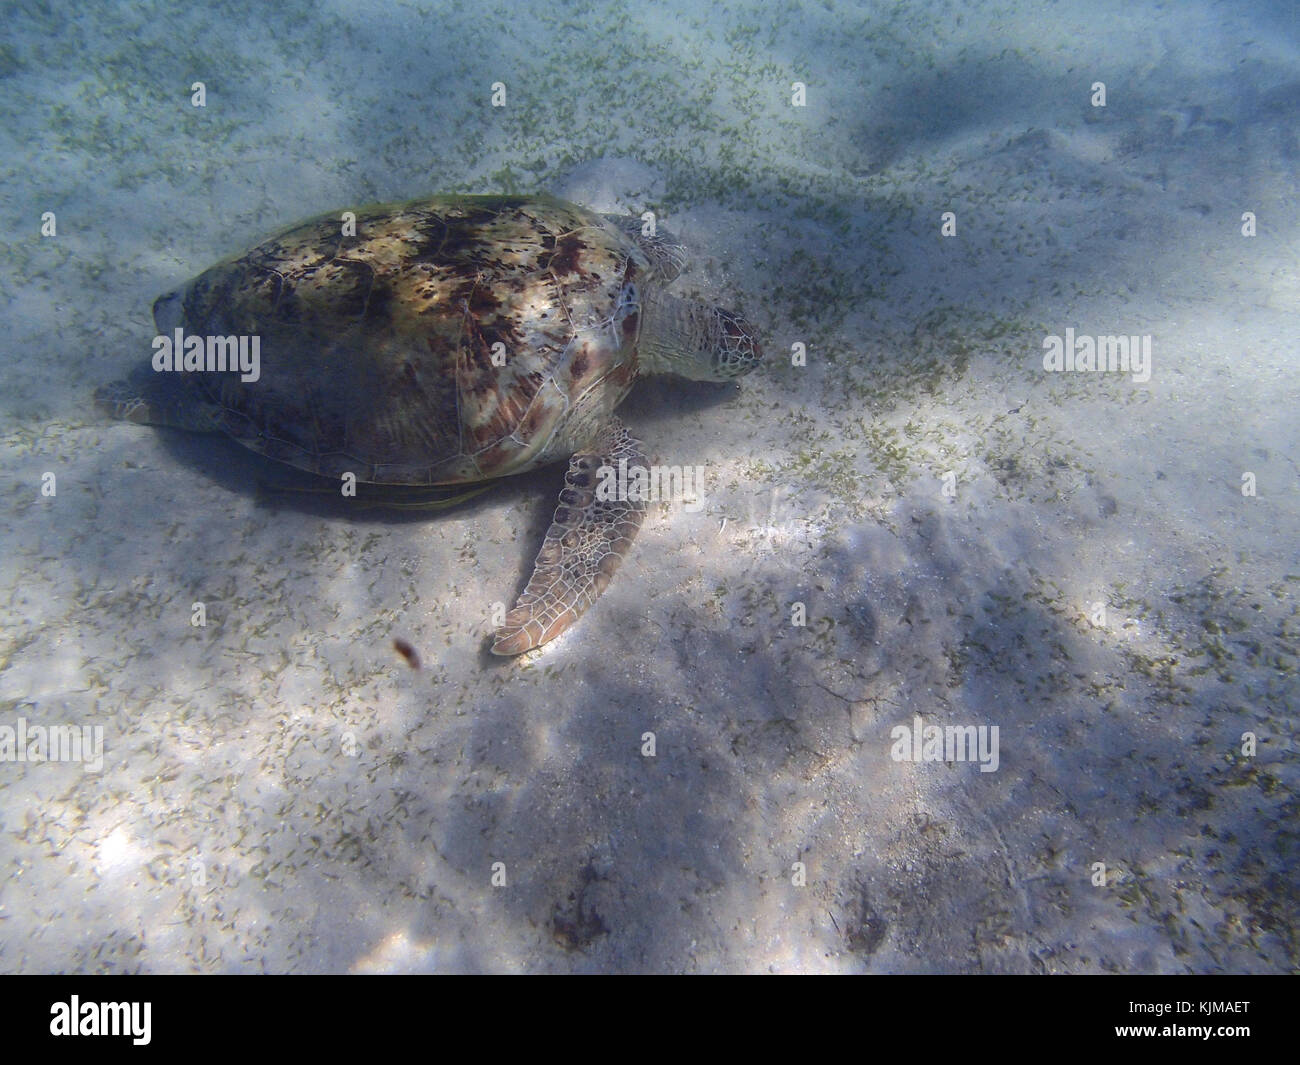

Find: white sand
0;0;1295;972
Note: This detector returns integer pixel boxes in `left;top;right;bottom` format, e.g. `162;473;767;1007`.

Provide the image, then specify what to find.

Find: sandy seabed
0;0;1296;972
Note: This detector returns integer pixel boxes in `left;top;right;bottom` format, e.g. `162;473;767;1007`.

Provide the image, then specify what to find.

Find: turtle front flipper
492;418;648;655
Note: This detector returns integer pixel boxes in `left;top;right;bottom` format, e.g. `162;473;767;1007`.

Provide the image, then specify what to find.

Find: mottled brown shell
167;195;647;484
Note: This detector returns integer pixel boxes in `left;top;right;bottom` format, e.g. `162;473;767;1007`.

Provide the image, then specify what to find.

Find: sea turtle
95;195;761;655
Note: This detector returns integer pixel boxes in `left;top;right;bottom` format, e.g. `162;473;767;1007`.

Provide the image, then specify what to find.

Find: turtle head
704;307;762;380
638;293;762;382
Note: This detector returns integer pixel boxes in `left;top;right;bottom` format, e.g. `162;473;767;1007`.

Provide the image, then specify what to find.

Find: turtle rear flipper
492;418;648;655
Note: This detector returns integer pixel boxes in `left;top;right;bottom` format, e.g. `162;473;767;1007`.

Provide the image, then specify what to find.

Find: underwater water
0;0;1296;973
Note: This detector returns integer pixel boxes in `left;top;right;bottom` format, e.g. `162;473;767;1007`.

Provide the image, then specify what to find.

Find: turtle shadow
620;377;745;428
127;379;733;528
142;422;537;526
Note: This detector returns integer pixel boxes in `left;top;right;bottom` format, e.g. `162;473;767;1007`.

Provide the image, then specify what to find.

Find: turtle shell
161;195;647;485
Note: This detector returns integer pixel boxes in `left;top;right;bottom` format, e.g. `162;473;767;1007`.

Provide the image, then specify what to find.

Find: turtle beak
152;289;185;333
